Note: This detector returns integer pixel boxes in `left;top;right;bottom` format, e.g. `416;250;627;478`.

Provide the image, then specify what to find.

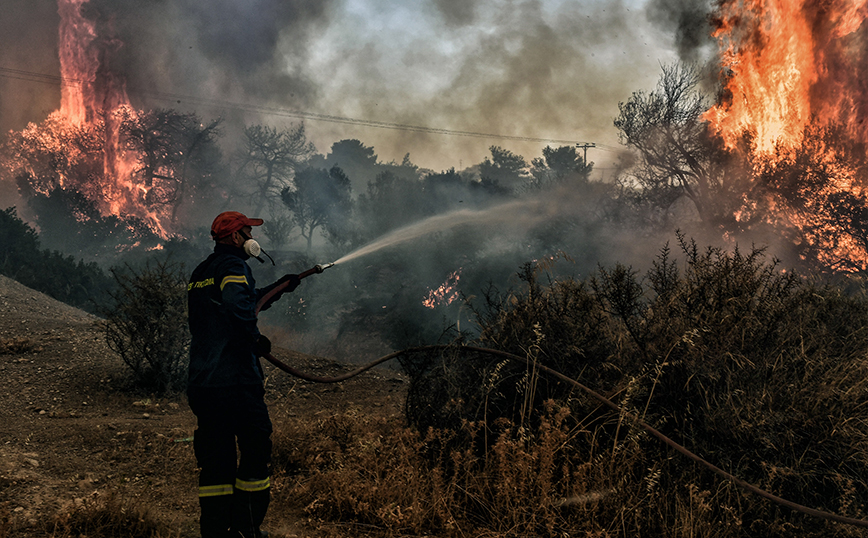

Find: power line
0;65;619;151
143;89;593;146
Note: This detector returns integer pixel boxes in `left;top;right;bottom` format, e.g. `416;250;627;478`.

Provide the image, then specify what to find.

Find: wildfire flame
705;0;868;271
423;269;462;309
706;0;868;153
47;0;166;236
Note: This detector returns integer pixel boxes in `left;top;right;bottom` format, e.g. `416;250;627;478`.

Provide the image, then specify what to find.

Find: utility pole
576;142;595;164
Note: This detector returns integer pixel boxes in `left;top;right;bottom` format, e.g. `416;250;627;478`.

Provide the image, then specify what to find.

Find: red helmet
210;211;263;240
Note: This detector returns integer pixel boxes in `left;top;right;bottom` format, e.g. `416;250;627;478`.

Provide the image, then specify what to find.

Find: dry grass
46;491;176;538
261;237;868;537
266;403;757;537
19;237;868;537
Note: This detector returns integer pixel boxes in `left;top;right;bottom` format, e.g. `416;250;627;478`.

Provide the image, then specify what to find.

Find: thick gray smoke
645;0;715;64
84;0;334;110
0;1;61;133
432;0;480;26
0;0;679;170
0;0;718;360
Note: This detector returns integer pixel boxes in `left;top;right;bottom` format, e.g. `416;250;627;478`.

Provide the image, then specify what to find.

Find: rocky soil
0;275;408;537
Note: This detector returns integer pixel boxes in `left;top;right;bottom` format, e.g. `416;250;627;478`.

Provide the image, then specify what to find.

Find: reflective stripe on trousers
235;477;270;492
199;483;234;497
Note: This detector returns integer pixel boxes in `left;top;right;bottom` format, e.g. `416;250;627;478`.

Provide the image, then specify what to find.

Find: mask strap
259;249;275;266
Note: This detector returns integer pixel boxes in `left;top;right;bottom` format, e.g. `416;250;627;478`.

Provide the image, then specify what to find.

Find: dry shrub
102;259;190;394
477;235;868;536
270;237;868;536
271;410;444;532
48;491;172;538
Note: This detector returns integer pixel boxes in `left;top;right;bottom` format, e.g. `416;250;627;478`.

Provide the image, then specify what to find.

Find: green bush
103;259;190;393
0;206;113;312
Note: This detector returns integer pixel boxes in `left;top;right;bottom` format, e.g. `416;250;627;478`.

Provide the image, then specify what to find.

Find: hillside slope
0;275;408;537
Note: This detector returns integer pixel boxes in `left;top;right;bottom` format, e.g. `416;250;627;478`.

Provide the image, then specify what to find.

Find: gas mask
240;232;274;265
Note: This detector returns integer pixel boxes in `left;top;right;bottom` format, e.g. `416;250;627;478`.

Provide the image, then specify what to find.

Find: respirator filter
243;239;262;258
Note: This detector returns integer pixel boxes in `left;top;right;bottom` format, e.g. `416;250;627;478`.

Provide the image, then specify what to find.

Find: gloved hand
277;273;301;293
254;335;272;357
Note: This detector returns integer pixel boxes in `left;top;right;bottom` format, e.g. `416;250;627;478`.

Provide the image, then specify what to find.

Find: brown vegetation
4;234;868;537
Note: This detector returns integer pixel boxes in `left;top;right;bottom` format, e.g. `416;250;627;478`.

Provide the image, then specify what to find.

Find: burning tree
3;113;106;204
2;112;158;257
614;63;750;228
1;107;224;257
751;124;868;273
699;0;868;273
120;109;223;225
1;0;230;250
616;1;868;275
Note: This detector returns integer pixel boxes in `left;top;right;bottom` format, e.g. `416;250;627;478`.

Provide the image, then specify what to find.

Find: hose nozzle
298;262;336;280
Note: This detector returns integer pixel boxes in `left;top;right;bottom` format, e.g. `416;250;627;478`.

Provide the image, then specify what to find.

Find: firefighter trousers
188;384;273;538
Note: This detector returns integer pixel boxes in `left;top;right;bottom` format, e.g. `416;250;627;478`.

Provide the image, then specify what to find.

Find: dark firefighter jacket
187;243;284;388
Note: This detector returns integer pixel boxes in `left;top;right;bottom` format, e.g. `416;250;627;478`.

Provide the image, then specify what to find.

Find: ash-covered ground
0;275;407;537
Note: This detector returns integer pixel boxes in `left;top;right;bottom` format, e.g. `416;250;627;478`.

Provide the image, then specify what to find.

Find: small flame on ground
423;269;462;309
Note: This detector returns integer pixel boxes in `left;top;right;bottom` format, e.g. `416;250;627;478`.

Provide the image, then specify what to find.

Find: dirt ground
0;275;409;537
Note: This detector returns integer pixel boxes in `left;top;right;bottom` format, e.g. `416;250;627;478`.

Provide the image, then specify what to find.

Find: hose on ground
263;344;868;529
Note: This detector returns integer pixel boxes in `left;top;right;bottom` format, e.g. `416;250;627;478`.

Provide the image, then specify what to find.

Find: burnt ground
0;275;408;537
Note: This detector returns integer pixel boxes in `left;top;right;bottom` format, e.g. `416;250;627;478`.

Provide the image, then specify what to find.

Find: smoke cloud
0;0;681;171
432;0;480;26
0;0;60;132
645;0;715;64
83;0;334;109
1;0;803;360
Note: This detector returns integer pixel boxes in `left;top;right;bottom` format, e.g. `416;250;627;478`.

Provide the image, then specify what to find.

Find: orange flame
705;0;868;271
706;0;868;153
58;0;97;125
51;0;167;237
423;269;462;309
58;0;131;123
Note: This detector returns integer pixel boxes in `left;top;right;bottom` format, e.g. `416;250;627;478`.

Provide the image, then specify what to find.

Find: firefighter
187;211;300;538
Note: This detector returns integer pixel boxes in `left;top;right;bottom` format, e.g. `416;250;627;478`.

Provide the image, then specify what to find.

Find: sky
0;0;715;178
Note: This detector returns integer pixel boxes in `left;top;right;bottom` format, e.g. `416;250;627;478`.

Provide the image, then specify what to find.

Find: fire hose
255;262;335;313
254;265;868;529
